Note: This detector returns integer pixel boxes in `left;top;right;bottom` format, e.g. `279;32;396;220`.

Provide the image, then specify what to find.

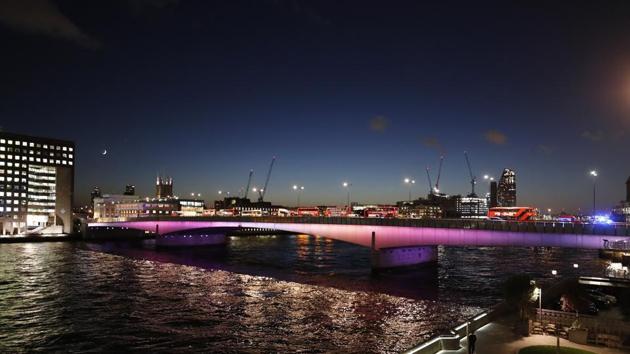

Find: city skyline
2;1;630;210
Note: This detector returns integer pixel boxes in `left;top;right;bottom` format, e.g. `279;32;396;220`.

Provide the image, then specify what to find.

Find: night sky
1;0;630;211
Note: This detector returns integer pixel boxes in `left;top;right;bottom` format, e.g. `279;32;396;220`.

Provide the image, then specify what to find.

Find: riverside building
0;132;74;235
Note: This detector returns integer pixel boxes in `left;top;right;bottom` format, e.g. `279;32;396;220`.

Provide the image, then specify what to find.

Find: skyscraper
497;168;516;207
0;132;75;234
489;181;498;208
156;175;173;198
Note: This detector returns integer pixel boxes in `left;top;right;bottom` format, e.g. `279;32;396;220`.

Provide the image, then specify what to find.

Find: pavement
441;319;628;354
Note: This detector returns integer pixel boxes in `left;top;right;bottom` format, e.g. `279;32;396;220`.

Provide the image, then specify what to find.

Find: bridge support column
371;245;438;270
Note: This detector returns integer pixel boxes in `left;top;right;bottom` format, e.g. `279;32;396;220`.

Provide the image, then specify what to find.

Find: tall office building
156;175;173;198
0;132;75;234
124;184;135;196
489;181;498;208
497;168;516;207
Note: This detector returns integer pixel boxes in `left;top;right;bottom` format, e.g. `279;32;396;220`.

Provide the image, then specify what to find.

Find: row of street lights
213;169;600;210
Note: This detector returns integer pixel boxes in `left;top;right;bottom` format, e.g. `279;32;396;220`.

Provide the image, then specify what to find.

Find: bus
240;209;263;217
362;206;398;218
297;207;320;217
487;207;536;221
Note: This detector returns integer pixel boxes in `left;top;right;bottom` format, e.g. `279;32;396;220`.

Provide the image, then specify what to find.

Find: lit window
7;140;12;145
29;142;34;147
69;161;73;166
69;147;73;152
63;146;67;151
22;142;27;146
0;139;4;143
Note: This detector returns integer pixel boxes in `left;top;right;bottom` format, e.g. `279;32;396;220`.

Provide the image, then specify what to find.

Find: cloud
422;136;444;152
369;115;389;133
581;129;604;142
0;0;101;49
484;130;507;145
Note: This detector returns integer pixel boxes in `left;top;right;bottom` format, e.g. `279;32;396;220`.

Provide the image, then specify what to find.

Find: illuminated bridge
88;216;630;269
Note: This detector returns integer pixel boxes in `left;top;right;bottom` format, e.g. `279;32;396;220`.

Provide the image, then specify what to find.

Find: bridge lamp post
342;182;352;213
404;178;415;202
292;185;304;207
589;170;598;216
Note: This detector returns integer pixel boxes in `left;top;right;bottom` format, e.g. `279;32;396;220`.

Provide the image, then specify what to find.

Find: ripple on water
0;242;480;353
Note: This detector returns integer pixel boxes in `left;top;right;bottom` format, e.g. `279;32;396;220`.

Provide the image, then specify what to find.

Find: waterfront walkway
443;319;628;354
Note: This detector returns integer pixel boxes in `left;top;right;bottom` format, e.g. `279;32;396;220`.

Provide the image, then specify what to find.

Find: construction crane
464;151;477;197
425;166;434;196
434;155;444;193
258;157;276;202
244;169;253;200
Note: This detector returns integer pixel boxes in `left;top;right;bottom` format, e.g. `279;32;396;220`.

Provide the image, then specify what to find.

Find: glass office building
0;132;75;235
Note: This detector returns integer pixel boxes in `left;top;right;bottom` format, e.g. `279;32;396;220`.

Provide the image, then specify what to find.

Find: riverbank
446;318;628;354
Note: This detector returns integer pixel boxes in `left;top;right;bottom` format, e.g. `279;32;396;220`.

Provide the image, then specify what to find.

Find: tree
503;274;535;320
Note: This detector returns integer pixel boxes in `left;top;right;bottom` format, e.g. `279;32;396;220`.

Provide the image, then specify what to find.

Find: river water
0;234;611;353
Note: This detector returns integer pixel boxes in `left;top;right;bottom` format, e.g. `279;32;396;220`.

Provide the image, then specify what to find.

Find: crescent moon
102;149;108;156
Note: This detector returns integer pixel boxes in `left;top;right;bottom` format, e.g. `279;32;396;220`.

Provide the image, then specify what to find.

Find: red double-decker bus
297;207;320;217
487;207;536;221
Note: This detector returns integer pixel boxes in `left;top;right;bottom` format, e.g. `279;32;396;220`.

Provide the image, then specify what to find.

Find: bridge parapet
90;216;630;237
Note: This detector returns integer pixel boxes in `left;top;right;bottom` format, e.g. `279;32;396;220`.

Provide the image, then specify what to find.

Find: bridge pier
370;231;438;270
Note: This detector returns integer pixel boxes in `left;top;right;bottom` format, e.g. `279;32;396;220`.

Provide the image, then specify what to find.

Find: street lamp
292;184;304;207
342;182;352;213
404;178;416;202
533;285;542;323
589;170;598;215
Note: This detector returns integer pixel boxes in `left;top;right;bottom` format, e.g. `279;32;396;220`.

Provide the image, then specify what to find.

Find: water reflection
0;234;615;353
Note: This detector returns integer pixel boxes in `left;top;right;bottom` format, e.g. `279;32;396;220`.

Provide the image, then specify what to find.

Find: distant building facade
0;132;74;234
93;195;205;221
156;176;173;198
396;199;442;219
497;168;516;207
456;196;488;219
214;197;277;215
124;184;136;195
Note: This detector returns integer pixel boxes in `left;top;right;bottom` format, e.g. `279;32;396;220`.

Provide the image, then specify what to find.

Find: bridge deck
88;216;630;250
